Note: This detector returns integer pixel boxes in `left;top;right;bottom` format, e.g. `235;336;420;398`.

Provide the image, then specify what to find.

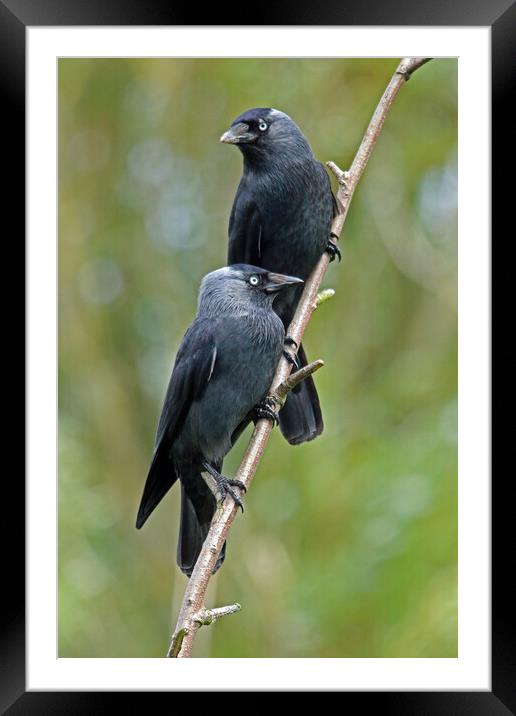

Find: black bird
221;107;338;446
136;264;302;576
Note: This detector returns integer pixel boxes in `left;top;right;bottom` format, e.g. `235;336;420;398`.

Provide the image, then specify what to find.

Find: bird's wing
155;319;218;448
227;178;263;266
136;319;218;529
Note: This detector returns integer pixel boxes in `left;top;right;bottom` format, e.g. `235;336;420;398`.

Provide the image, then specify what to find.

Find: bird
136;264;303;577
221;107;339;446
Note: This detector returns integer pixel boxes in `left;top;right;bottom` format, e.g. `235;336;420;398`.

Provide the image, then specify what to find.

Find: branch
168;56;432;658
327;57;432;234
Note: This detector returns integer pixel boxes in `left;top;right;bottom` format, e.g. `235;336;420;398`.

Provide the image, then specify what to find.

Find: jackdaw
221;107;338;446
136;264;303;576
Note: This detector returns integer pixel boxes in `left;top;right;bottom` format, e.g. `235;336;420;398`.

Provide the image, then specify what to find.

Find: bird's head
199;264;303;316
220;108;311;163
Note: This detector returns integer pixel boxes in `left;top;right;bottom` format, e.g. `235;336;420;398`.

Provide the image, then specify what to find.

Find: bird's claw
284;336;298;349
254;396;279;426
283;349;300;369
326;234;342;263
201;462;246;512
215;475;246;512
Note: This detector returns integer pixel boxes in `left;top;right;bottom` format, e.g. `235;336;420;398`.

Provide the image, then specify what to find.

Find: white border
27;27;490;691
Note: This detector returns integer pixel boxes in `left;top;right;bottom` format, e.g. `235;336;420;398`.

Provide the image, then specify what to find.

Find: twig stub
274;359;325;404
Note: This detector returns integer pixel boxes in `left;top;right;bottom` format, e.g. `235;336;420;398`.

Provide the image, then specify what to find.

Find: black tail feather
278;343;324;445
177;470;226;577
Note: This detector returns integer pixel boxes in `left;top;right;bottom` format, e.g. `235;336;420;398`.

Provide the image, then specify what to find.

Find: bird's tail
177;465;226;578
278;343;324;445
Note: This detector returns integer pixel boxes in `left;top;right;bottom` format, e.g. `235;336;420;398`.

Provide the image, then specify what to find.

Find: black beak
220;122;255;145
264;272;304;294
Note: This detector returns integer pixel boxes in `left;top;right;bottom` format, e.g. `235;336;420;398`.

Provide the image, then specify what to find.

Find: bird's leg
201;461;246;512
325;232;342;263
254;396;279;426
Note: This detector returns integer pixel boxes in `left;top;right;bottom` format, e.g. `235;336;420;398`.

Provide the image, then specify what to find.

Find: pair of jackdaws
136;108;339;576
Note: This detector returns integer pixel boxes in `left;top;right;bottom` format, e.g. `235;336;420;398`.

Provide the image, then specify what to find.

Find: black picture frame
6;0;505;711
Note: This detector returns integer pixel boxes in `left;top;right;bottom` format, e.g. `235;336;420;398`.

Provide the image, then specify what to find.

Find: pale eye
258;120;268;132
249;275;260;286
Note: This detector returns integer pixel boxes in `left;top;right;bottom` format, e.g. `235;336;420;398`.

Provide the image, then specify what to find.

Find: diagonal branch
168;56;432;658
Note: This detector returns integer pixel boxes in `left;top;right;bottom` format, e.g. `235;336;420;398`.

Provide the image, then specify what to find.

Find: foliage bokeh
58;58;457;658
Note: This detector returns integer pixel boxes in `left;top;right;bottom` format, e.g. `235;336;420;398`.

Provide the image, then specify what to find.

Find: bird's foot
283;336;300;369
254;396;279;426
283;349;300;369
325;233;342;263
215;476;246;512
202;462;246;512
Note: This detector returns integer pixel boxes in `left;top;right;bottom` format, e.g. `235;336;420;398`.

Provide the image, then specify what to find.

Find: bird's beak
264;272;304;293
220;122;254;144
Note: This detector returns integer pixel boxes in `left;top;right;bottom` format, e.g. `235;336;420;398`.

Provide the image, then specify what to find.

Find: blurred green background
58;58;457;658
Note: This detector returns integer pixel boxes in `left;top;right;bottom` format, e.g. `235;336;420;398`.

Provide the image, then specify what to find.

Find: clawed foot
325;233;342;263
216;476;246;512
283;337;300;368
202;461;246;512
283;349;300;369
254;396;279;426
